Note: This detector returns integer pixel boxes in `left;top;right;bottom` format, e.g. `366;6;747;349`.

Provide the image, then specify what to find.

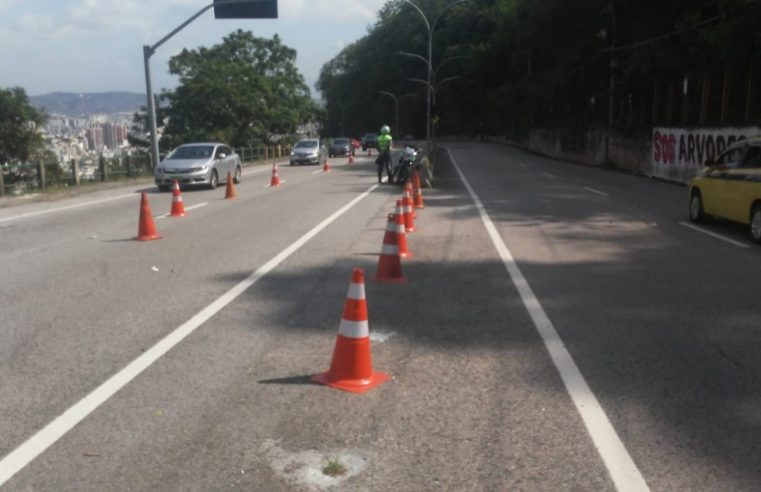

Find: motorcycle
390;144;418;185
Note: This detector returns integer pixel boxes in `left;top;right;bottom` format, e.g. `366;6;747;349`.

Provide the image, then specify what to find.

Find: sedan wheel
208;170;218;190
233;165;242;184
688;192;704;223
751;205;761;243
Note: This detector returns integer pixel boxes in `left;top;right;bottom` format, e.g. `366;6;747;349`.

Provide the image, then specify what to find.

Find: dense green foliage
0;87;47;164
318;0;761;139
154;30;319;150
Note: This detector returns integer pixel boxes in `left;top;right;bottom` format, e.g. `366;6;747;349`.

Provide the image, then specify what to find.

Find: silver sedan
155;142;242;191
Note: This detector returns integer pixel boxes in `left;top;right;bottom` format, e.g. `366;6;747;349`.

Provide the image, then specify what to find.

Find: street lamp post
407;76;460;139
401;0;473;149
378;91;416;140
142;0;270;168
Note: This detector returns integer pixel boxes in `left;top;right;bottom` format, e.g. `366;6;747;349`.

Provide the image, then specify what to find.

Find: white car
290;139;326;165
155;142;241;191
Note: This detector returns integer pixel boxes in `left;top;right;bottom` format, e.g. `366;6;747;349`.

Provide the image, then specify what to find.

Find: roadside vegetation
317;0;761;139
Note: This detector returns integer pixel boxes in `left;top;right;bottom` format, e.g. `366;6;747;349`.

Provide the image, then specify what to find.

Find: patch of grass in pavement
322;458;348;477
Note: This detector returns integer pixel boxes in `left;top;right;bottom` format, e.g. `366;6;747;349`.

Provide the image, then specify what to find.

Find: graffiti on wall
651;127;761;183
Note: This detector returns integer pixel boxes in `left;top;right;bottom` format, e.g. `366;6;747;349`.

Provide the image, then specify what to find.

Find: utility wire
602;14;725;53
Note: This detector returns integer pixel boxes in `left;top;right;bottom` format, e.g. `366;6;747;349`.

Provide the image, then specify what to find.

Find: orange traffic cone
402;189;416;233
270;163;281;187
135;193;162;241
394;201;412;258
413;170;425;209
169;180;186;217
323;158;331;173
404;181;417;218
373;214;407;283
225;171;238;199
312;268;390;394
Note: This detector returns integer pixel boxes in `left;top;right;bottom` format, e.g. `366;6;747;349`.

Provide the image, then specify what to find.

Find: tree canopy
159;30;319;150
317;0;761;139
0;87;47;164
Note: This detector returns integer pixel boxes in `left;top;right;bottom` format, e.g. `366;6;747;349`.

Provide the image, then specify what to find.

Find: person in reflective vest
376;125;393;183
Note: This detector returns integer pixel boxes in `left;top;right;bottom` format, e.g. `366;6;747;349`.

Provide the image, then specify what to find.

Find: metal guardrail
0;145;293;197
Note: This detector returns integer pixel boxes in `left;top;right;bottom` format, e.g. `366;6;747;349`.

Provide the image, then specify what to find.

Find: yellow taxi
688;137;761;242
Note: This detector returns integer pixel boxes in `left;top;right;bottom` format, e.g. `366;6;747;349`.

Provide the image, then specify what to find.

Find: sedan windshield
295;141;318;149
169;145;214;159
333;139;349;145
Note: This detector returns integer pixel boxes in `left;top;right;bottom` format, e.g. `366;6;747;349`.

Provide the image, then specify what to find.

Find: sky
0;0;387;97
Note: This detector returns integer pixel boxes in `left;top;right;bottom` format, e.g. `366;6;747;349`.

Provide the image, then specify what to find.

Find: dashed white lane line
156;202;208;219
679;221;750;249
584;187;609;198
0;182;382;486
0;193;135;225
446;147;650;492
542;172;555;178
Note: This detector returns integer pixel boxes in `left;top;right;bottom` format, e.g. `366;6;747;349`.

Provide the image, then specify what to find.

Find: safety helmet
380;125;390;135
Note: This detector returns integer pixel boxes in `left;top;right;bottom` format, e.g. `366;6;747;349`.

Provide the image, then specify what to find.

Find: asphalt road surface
1;144;760;491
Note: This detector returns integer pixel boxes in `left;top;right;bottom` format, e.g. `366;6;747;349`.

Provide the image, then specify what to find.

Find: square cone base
135;233;162;241
372;275;408;284
311;371;390;394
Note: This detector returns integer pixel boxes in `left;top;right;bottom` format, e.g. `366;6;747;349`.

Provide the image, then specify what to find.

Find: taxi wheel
750;205;761;243
689;191;705;223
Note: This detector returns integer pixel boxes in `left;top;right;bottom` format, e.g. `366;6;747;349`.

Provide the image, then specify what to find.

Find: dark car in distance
329;138;353;157
362;133;378;151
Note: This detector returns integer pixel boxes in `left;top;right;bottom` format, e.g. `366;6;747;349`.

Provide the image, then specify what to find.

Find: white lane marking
584;187;609;198
679;222;750;249
0;193;135;224
155;202;208;220
0;182;382;486
542;172;555;178
311;169;324;175
242;162;289;177
446;148;650;492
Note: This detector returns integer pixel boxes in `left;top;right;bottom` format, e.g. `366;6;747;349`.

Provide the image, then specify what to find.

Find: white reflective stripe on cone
395;223;405;233
346;282;366;301
338;319;370;338
380;243;398;255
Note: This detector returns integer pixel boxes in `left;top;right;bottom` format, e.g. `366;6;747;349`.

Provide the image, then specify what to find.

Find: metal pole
605;2;616;165
144;45;160;169
426;30;433;147
143;1;256;169
395;98;400;141
402;0;472;150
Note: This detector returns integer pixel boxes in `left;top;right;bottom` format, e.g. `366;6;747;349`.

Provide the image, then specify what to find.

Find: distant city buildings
41;112;134;167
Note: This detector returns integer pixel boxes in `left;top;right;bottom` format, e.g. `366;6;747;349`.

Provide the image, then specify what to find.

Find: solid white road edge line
0;193;135;224
679;221;750;248
584;187;610;198
446;147;650;492
0;182;381;486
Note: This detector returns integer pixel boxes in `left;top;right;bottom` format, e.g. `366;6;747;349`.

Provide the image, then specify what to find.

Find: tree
160;30;318;150
0;87;47;164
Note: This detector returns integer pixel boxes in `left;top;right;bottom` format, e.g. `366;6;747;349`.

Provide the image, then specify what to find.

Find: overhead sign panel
213;0;278;19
